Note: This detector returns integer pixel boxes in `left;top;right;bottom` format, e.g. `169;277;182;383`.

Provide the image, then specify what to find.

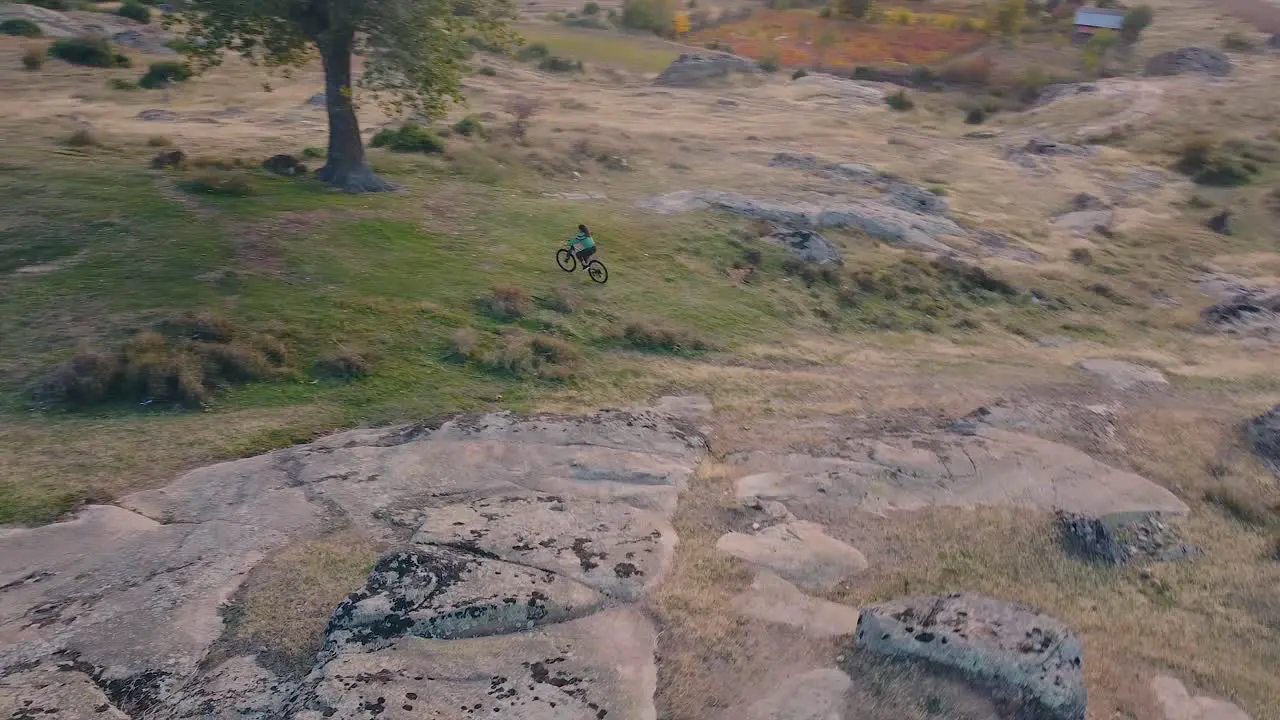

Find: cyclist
568;224;597;269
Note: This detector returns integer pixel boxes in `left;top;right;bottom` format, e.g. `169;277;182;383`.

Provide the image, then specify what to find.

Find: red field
690;9;988;69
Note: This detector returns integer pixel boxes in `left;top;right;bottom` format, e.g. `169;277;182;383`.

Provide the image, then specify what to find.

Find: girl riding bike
568;224;597;268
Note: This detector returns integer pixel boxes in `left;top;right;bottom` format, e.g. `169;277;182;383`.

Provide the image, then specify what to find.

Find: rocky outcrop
717;521;867;592
654;52;760;87
764;228;843;265
1150;675;1254;720
732;571;862;637
1056;511;1200;565
1145;47;1232;76
1246;405;1280;474
1074;359;1168;389
638;190;964;254
768;152;950;216
1201;289;1280;341
0;403;708;719
739;668;852;720
0;4;174;51
855;593;1087;720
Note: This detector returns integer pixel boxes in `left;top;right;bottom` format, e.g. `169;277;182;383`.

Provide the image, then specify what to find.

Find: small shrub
117;0;152;24
50;35;130;68
791;68;809;80
448;328;483;361
757;56;779;73
107;77;139;91
819;6;832;17
1204;487;1275;527
1176;136;1258;186
314;347;373;381
138;61;191;89
504;96;542;144
2;19;43;37
180;170;258;197
620;321;714;354
583;1;601;13
22;46;45;70
885;89;915;111
1069;247;1093;265
515;41;551;61
544;286;578;314
302;146;325;159
1222;31;1255;51
369;123;446;154
26;0;70;9
65;128;100;147
158;311;237;342
452;115;487;138
940;54;993;84
538;55;583;73
450;328;580;379
483;285;533;321
477;65;498;76
147;135;173;147
964;106;987;124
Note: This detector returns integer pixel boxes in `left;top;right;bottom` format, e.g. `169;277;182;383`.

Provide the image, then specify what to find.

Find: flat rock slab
855;593;1086;720
411;492;675;602
293;606;657;720
1075;359;1168;389
1150;675;1253;720
732;571;862;637
731;428;1188;517
717;521;867;593
0;405;706;719
1057;511;1200;565
739;668;852;720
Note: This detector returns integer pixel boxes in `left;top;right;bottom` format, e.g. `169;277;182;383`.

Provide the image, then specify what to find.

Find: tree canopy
172;0;516;192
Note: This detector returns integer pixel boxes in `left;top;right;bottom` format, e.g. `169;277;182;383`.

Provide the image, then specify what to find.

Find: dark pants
576;246;596;264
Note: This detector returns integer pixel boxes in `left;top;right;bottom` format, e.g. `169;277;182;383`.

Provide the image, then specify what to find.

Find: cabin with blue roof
1073;7;1127;42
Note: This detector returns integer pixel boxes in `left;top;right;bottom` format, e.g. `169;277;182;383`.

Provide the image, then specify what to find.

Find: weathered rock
1207;208;1233;235
717;521;867;592
789;74;885;108
0;666;131;719
263;153;308;177
1075;358;1168;389
855;593;1087;720
1145;47;1232;76
1246;405;1280;474
764;228;843;265
638;190;964;253
1201;290;1280;340
768;152;949;215
732;571;862;637
324;548;604;653
740;668;852;720
137;109;180;122
731;428;1188;517
292;606;658;720
1150;675;1253;720
1056;511;1200;565
654;52;760;87
305;92;326;107
1024;138;1094;157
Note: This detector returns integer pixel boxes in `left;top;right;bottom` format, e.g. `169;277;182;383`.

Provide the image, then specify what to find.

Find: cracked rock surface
0;404;707;719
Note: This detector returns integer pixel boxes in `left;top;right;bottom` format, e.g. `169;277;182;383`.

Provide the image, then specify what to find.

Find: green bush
757;56;779;73
538;55;583;72
1;18;43;37
964;106;987;124
1177;136;1259;186
452;114;487;138
180;170;259;197
117;1;151;24
853;65;878;80
791;68;809;80
26;0;70;10
22;46;45;70
477;65;498;76
620;0;674;33
313;347;373;381
138;61;191;88
369;123;446;154
49;35;130;68
65;128;100;147
583;1;601;13
515;41;550;60
301;146;326;159
885;89;915;111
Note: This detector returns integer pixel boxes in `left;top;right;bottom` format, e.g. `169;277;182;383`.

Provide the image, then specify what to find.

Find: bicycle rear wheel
555;248;577;272
586;261;608;284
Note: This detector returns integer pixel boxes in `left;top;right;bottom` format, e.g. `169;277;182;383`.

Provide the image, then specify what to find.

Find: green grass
514;24;680;72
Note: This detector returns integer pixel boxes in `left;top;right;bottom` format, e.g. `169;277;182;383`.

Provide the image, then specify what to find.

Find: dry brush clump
619;321;716;354
448;328;581;379
313;346;375;381
33;312;296;409
480;284;533;321
504;96;542;144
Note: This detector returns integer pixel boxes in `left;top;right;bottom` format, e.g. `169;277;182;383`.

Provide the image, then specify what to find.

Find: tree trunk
316;31;394;193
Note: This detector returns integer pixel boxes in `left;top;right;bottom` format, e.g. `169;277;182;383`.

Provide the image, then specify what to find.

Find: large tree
173;0;515;192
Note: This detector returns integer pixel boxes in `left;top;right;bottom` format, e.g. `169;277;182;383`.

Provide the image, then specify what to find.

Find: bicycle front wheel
555;249;577;273
586;261;608;284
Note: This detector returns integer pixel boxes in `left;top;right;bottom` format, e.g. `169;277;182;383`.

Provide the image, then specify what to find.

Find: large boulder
854;593;1087;720
764;228;843;265
1056;511;1200;565
654;52;760;87
1145;47;1232;76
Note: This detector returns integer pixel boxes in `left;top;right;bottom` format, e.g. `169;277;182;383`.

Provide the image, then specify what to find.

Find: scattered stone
732;571;862;637
1246;405;1280;474
262;153;308;177
1201;289;1280;340
764;227;843;265
305;92;326;107
716;521;867;593
768;152;949;215
1056;511;1200;565
1150;675;1253;720
1024;138;1095;157
654;52;760;87
855;593;1087;720
1074;358;1167;389
602;155;630;171
136;109;180;122
739;668;852;720
1207;209;1233;235
1145;47;1232;76
149;149;185;169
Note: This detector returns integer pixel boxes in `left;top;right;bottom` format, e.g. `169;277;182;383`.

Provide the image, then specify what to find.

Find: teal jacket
571;231;595;251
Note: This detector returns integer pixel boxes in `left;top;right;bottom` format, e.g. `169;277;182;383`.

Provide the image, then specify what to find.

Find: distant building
1073;7;1126;42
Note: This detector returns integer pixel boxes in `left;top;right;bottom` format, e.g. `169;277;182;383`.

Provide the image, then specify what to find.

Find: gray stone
732;572;862;637
1246;405;1280;474
854;593;1087;720
768;152;950;215
740;668;852;720
305;92;326;107
730;428;1188;517
654;52;760;87
1057;511;1200;565
1201;289;1280;341
717;521;867;592
137;109;180;122
764;228;843;265
1145;47;1232;76
1150;675;1253;720
1075;358;1168;389
1024;138;1095;157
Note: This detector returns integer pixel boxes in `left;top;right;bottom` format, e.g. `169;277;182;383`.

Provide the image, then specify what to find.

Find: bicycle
556;246;609;284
